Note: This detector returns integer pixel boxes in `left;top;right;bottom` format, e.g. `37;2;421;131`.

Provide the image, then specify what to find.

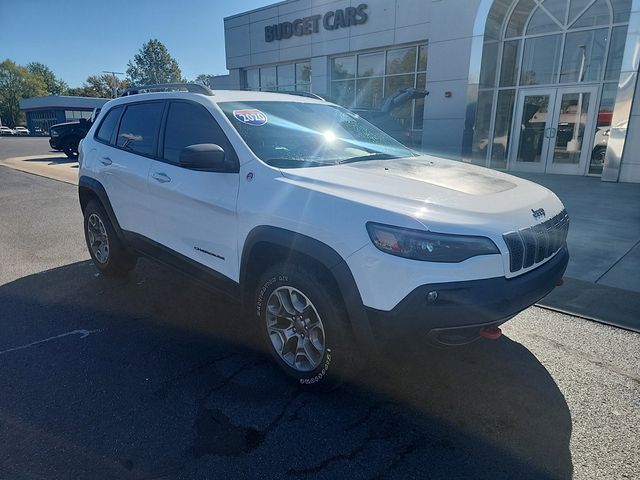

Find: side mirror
179;143;227;171
79;118;88;124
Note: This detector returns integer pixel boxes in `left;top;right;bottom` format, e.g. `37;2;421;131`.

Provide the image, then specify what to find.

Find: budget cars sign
264;3;369;42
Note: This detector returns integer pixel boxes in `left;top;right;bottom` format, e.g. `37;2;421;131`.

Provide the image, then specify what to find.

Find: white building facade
224;0;640;182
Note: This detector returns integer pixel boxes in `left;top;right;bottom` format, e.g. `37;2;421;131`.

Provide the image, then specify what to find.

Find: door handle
100;156;112;166
152;172;171;183
546;127;557;139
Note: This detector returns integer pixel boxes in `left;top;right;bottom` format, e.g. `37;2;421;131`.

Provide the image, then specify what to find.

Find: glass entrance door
510;86;599;175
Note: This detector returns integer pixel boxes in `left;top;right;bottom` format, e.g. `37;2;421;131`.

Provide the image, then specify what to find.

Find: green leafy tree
0;59;47;127
126;39;183;86
195;74;215;88
26;62;67;95
67;74;130;98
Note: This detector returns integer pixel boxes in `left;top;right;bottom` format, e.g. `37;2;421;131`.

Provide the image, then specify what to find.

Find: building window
473;0;632;175
65;110;92;121
330;43;428;145
243;61;311;92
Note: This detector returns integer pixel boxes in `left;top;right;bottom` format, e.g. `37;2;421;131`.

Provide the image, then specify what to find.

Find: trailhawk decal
233;109;268;126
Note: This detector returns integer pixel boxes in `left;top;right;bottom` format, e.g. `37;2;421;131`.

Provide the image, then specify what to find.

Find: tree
126;39;183;86
0;59;47;127
195;74;215;88
26;62;67;95
67;74;130;98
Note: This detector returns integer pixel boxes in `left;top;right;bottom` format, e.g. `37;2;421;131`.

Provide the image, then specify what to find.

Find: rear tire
83;200;136;277
254;263;361;390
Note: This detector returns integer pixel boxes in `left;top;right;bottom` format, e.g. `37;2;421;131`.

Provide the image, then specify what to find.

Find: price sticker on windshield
233;109;268;126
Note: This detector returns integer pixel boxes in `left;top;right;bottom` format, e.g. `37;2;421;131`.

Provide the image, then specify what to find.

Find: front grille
503;209;569;273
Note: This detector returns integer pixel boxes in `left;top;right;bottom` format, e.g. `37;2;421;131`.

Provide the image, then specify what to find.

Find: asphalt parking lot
0;141;639;479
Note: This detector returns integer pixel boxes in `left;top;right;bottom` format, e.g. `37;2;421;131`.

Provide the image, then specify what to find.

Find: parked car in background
14;126;30;136
0;126;15;136
49;108;101;158
352;88;428;148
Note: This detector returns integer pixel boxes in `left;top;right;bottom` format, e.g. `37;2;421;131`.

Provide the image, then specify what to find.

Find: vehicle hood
278;155;564;234
50;121;80;130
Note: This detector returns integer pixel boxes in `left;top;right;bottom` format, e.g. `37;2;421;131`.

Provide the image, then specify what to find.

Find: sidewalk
515;173;640;331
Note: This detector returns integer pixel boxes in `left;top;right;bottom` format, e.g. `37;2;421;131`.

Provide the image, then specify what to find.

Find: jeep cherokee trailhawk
78;83;569;388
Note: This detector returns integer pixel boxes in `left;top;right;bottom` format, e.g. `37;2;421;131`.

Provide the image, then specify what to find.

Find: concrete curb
0;154;78;186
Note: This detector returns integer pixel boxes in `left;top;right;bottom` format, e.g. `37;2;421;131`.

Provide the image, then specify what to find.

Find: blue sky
0;0;275;87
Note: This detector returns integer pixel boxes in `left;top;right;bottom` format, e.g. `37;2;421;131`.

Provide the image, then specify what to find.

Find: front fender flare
240;226;375;349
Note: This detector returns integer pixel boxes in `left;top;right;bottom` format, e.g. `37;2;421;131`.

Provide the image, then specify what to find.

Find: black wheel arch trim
240;225;375;348
78;175;126;243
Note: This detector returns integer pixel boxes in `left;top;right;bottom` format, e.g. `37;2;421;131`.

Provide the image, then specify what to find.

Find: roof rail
257;89;325;101
121;83;214;97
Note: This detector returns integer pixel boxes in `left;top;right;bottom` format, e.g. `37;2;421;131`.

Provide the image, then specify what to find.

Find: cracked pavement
0;164;638;479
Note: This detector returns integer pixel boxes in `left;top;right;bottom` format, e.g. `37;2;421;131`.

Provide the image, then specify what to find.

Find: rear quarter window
95;107;122;144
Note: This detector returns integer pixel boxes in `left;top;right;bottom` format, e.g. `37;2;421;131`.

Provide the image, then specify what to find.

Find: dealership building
19;96;108;134
224;0;640;182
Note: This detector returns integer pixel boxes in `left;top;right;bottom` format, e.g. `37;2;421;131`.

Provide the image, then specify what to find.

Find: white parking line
0;329;101;355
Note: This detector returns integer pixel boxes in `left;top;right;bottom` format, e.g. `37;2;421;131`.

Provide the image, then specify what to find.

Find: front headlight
50;130;59;137
366;222;499;263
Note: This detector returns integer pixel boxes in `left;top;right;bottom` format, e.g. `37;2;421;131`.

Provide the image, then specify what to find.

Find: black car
49;108;100;158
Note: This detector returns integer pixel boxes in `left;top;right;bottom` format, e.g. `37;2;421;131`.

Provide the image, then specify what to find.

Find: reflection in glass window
560;28;608;83
491;89;516;169
357;52;385;77
500;40;521;87
605;25;628;81
355;78;383;108
505;0;538;38
418;45;428;71
331;80;356;107
520;34;562;85
571;0;611;28
329;44;427;146
276;64;295;87
245;69;259;90
296;62;311;84
260;67;277;89
332;56;356;80
611;0;632;22
527;7;562;35
386;47;417;75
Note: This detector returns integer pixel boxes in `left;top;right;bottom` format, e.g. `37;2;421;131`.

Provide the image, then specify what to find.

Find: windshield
219;101;415;168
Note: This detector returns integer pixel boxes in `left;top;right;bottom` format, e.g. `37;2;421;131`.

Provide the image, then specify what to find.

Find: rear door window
116;102;164;156
163;101;236;165
95;106;122;144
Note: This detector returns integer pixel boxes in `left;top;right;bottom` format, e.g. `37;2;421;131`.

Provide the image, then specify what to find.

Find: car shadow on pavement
22;156;77;165
0;259;573;480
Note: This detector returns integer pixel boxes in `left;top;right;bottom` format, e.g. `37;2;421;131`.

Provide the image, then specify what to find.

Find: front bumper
49;137;61;150
366;245;569;345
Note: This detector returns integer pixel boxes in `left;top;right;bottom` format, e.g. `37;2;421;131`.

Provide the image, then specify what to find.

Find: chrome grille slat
503;209;569;274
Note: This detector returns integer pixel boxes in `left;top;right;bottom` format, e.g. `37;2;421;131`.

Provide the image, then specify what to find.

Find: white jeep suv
78;83;569;388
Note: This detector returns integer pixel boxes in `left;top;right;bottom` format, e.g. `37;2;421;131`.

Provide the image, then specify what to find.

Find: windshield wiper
337;153;400;164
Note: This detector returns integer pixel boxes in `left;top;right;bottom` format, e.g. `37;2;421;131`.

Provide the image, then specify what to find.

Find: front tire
63;137;79;158
83;200;136;276
254;263;360;390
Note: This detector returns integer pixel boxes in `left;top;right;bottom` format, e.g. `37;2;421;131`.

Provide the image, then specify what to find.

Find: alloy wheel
265;286;326;372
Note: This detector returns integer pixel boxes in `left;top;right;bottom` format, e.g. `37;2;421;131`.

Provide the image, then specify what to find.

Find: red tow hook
556;277;565;286
480;326;502;340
